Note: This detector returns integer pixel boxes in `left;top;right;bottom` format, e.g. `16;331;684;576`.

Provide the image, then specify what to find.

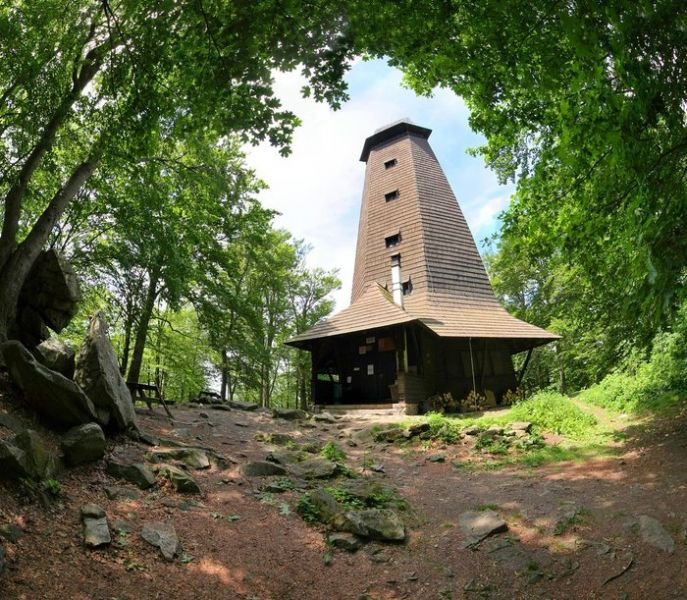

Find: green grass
320;441;347;462
508;392;597;438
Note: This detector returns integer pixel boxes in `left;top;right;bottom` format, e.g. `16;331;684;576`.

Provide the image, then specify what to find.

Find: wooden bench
127;382;174;419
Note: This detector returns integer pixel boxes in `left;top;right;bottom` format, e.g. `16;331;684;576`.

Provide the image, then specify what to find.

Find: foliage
296;494;321;524
578;319;687;415
425;412;463;444
395;1;687;347
509;392;597;438
320;442;347;463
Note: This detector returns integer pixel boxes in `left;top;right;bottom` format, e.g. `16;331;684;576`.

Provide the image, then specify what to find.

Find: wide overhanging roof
286;285;559;352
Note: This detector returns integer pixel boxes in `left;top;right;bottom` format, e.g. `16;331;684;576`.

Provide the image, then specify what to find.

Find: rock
272;407;307;420
508;421;532;433
309;488;343;523
74;313;137;430
107;459;156;489
141;521;179;561
328;532;361;551
35;338;76;379
459;510;507;542
354;509;406;542
1;340;98;427
427;454;446;463
0;524;24;543
62;423;106;466
638;515;674;554
19;249;81;333
463;425;481;436
373;428;405;443
12;429;56;478
209;404;231;412
240;461;287;477
266;449;302;465
484;425;505;437
289;457;339;479
147;447;210;470
228;400;258;411
407;422;431;437
10;305;50;349
0;439;31;480
313;412;337;423
104;485;141;501
83;517;111;548
155;464;201;494
0;413;24;433
81;503;106;520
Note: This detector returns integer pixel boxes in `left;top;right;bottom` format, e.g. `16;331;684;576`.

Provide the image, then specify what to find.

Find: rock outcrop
1;340;98;427
35;338;76;379
74;313;137;430
12;250;81;347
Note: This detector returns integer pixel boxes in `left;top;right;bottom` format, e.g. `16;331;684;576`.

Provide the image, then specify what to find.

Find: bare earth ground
1;383;687;600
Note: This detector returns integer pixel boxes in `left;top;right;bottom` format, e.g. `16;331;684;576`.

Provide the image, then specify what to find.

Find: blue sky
245;59;514;310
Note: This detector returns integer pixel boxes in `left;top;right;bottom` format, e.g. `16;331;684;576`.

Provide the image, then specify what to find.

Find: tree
388;0;687;346
0;0;367;341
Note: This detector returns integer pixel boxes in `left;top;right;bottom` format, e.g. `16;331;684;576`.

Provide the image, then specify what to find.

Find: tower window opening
385;233;401;248
384;189;399;202
384;158;397;169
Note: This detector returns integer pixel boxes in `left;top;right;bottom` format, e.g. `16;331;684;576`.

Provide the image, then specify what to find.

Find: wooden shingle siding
288;121;559;350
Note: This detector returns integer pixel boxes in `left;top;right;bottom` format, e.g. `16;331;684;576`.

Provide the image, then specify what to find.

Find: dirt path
1;400;686;600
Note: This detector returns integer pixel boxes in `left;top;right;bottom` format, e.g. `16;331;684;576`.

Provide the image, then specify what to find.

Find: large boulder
0;429;57;480
74;313;136;431
13;429;57;478
1;340;98;427
35;338;76;379
62;423;106;466
19;250;81;333
0;439;31;480
107;459;155;489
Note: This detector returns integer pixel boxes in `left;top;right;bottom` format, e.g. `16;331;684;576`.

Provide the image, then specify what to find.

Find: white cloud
245;61;513;311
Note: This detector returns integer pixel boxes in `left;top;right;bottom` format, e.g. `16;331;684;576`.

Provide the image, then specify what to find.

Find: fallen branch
602;553;633;586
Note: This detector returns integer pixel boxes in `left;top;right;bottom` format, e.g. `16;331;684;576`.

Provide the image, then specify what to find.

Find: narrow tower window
384;189;399;202
384;158;397;169
385;233;401;248
402;280;413;295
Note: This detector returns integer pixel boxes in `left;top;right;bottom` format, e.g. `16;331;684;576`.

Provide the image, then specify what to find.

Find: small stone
147;447;210;470
428;454;446;463
141;521;179;561
313;412;337;423
407;422;431;437
83;517;111;548
228;401;258;411
156;464;201;494
459;509;507;542
638;515;674;554
104;486;141;501
328;532;361;552
241;461;287;477
106;460;156;489
509;421;532;432
462;425;481;436
80;504;106;520
288;457;339;479
272;407;307;420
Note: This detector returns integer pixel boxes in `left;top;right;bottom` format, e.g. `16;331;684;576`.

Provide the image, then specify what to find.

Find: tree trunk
220;349;228;401
0;156;100;341
126;266;161;385
120;297;135;375
0;31;106;272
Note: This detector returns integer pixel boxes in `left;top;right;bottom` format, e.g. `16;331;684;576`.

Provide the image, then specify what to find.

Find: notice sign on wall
367;364;374;375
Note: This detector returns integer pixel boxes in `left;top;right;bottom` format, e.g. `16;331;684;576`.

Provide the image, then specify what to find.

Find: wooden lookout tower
287;121;558;412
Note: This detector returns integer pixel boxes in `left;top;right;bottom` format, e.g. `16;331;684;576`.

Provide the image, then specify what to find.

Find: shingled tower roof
288;121;558;351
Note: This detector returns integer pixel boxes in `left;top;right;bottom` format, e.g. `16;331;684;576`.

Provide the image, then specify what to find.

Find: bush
509;392;597;437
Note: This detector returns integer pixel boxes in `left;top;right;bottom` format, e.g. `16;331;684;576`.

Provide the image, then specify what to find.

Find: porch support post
516;348;534;386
